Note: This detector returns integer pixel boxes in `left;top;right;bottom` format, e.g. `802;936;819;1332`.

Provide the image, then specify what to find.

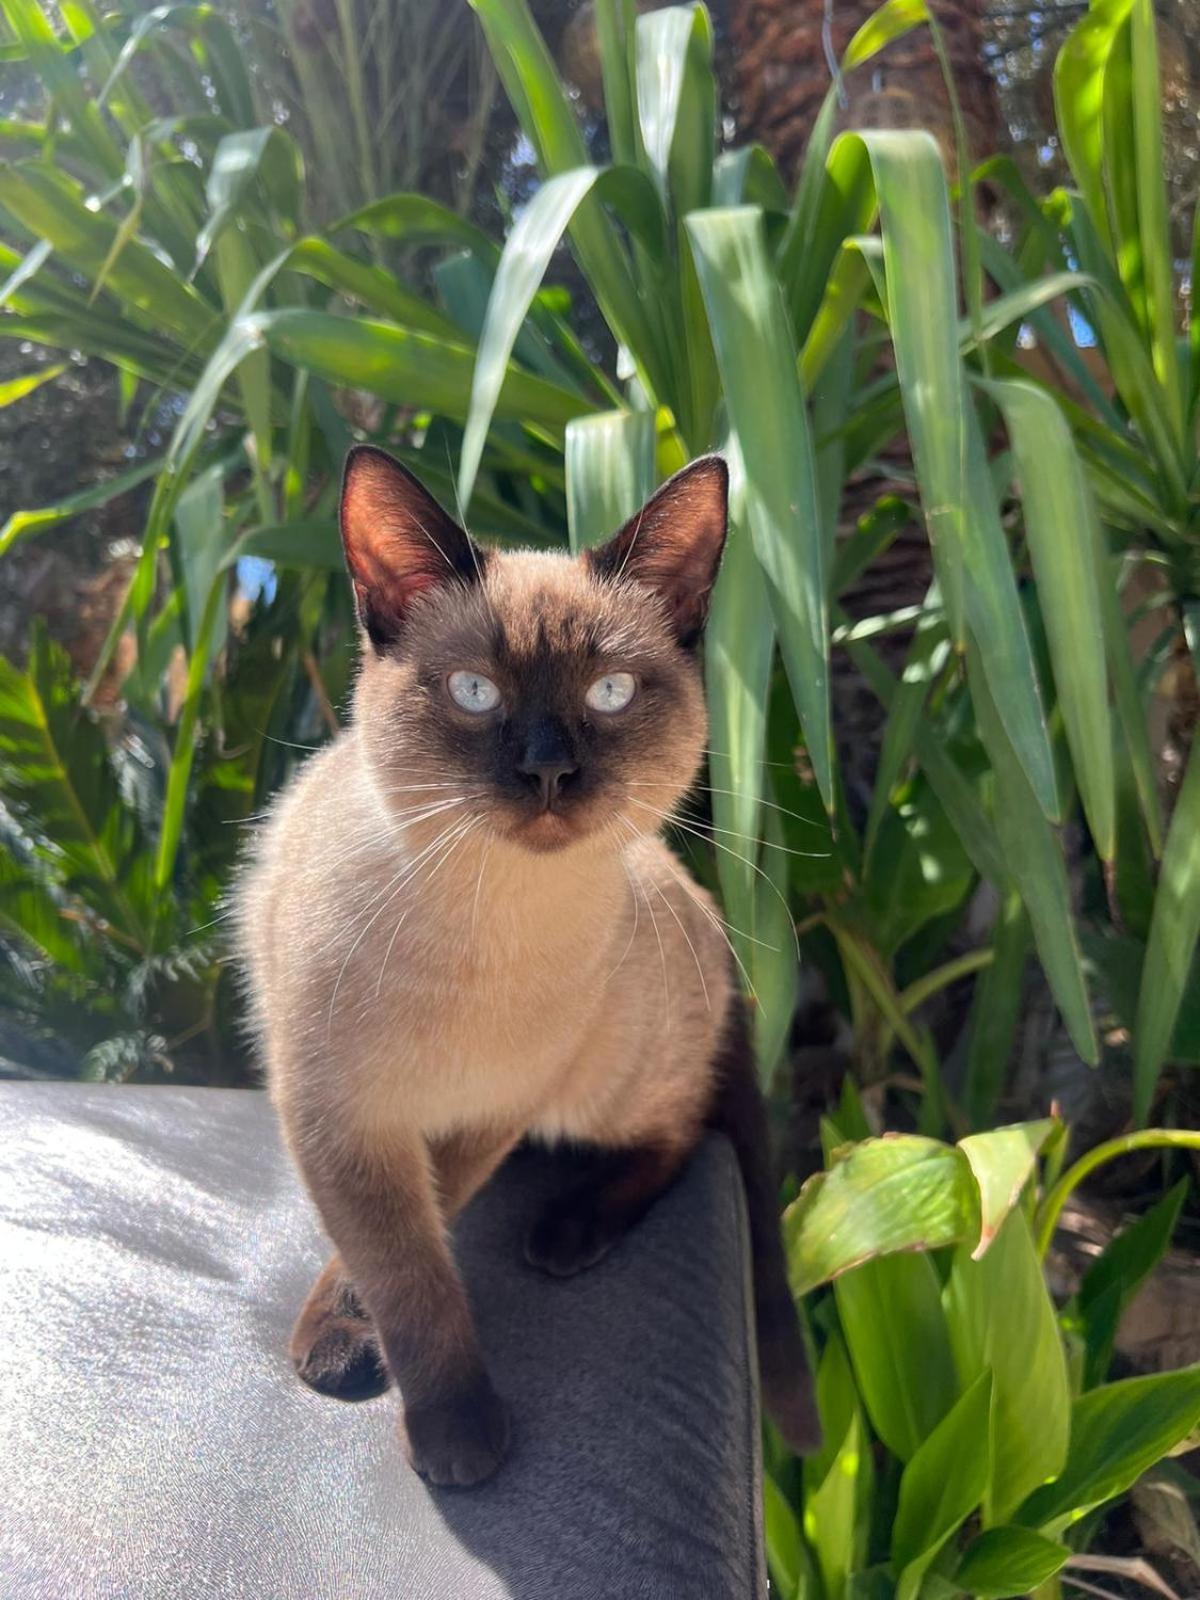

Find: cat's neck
360;754;632;960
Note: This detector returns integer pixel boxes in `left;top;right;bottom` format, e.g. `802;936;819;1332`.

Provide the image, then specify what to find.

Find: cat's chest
353;941;605;1130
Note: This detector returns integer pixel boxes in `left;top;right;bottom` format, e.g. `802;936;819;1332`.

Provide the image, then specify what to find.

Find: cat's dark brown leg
291;1127;520;1413
291;1253;390;1400
524;1140;692;1277
287;1112;509;1487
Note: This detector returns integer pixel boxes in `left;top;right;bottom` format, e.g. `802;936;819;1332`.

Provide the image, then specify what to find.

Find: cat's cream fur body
236;452;817;1485
240;559;730;1165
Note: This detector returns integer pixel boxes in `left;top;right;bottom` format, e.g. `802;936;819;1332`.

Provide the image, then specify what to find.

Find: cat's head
341;445;727;854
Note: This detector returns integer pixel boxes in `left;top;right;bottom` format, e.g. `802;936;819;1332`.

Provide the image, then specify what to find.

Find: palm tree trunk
729;0;999;184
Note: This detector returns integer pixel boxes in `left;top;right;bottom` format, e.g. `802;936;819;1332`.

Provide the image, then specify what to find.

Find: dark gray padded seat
0;1083;765;1599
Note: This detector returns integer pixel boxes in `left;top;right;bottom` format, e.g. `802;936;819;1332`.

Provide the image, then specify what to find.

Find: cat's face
341;447;728;854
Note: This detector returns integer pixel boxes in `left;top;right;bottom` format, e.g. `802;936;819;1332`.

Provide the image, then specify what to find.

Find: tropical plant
3;0;1200;1585
772;1091;1200;1599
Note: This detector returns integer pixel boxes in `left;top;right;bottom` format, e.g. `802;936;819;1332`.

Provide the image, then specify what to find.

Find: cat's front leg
288;1107;509;1487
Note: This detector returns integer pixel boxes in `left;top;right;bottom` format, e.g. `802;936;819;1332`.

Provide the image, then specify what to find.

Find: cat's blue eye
448;670;501;714
585;672;636;714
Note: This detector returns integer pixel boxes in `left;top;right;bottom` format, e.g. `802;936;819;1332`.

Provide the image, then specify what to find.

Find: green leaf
763;1471;810;1600
945;1209;1071;1526
0;627;148;944
835;1252;959;1463
892;1369;992;1600
458;164;663;507
953;1526;1069;1597
1017;1366;1200;1533
0;843;90;974
980;377;1115;860
468;0;664;398
0;162;214;345
1077;1179;1188;1387
843;0;929;71
195;126;303;270
1133;737;1200;1121
173;462;231;655
154;575;225;894
750;802;800;1081
958;1119;1058;1259
1126;0;1183;432
687;207;832;810
840;625;1007;886
711;145;788;211
839;130;965;644
803;1408;869;1600
592;0;642;170
235;519;340;569
840;134;1059;822
564;411;657;553
966;653;1097;1064
1098;552;1163;856
233;309;592;435
962;892;1031;1130
0;0;122;174
635;3;713;216
800;1332;872;1595
862;597;949;865
785;1135;979;1296
0;361;66;409
334;191;498;257
705;439;772;978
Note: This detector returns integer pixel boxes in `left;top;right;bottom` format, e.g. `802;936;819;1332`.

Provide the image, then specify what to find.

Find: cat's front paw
402;1374;510;1487
524;1203;616;1277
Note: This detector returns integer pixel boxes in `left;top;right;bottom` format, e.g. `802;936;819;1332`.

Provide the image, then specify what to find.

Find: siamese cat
237;445;819;1486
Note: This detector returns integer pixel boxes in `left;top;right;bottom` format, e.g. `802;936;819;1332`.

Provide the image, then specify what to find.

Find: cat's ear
586;455;728;646
340;446;487;652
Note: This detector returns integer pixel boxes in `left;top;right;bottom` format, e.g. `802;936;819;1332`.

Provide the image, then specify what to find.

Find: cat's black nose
517;756;579;807
517;717;579;808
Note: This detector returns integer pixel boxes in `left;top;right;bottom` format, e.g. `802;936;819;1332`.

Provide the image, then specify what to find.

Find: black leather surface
0;1083;765;1599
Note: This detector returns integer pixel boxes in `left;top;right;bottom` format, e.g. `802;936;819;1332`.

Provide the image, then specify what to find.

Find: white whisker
625;797;802;965
373;815;480;1000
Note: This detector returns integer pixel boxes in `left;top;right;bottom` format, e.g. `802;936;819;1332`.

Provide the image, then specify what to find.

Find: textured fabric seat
0;1082;765;1599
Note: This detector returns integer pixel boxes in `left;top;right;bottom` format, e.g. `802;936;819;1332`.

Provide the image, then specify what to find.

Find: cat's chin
508;810;585;854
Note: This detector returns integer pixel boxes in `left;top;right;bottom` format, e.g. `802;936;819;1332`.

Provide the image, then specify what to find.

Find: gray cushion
0;1082;765;1599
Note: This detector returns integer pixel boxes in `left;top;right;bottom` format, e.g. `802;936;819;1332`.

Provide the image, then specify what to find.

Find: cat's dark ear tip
342;443;417;492
686;452;729;487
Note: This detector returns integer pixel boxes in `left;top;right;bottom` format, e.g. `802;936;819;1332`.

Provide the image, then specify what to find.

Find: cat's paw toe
524;1207;614;1277
403;1377;510;1487
292;1317;391;1401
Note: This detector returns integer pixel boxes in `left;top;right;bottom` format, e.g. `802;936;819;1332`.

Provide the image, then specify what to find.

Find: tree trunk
729;0;999;185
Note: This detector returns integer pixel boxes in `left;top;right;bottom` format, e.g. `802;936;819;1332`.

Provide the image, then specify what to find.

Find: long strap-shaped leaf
0;161;216;345
563;410;656;553
688;206;833;812
966;653;1097;1064
1133;739;1200;1122
1056;0;1183;443
467;0;667;401
980;377;1115;861
704;436;775;959
457;164;664;509
0;0;123;174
